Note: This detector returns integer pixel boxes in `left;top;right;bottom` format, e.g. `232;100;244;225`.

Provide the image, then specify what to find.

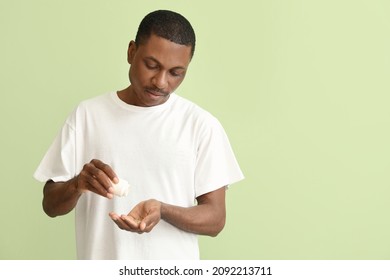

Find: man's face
126;34;192;107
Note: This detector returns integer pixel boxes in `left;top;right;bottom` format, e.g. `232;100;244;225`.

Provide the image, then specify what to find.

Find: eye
170;70;184;77
145;63;158;70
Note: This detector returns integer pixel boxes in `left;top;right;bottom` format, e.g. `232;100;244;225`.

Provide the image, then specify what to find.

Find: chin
142;93;169;106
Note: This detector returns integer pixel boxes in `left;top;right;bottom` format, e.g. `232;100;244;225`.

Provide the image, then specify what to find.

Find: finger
109;212;133;231
121;215;142;231
91;159;119;184
83;169;113;199
112;217;128;230
77;168;109;198
89;163;113;191
109;212;120;221
83;161;114;197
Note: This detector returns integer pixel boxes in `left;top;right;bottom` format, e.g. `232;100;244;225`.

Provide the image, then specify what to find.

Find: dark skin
43;160;226;236
42;34;226;237
42;159;117;217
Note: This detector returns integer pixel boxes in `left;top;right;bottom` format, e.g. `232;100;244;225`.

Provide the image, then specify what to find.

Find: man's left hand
109;199;161;233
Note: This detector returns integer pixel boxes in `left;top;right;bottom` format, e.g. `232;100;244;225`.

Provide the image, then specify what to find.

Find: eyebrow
144;56;187;70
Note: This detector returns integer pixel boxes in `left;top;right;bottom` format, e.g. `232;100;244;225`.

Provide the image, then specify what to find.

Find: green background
1;0;389;259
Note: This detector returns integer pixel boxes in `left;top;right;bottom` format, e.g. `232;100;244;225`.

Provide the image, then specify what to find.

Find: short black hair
135;10;196;58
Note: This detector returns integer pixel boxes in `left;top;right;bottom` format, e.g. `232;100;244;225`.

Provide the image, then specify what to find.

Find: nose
152;71;168;90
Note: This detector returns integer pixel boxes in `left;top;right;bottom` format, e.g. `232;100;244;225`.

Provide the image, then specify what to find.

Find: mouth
145;88;169;97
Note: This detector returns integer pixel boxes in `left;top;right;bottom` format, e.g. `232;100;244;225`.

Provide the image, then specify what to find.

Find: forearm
161;203;225;237
160;187;226;237
42;177;82;218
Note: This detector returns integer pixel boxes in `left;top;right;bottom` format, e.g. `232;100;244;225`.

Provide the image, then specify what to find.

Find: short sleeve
194;117;244;197
33;117;76;183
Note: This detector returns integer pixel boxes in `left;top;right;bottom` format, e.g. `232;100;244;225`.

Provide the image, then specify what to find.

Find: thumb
140;213;159;232
139;220;147;231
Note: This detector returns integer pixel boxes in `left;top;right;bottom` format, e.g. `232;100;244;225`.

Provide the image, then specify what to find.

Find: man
34;10;244;259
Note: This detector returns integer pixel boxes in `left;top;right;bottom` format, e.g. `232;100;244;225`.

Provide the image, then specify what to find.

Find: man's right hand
43;159;118;217
76;159;119;199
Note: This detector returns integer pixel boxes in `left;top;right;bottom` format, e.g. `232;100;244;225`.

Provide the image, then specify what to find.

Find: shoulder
169;95;226;140
65;93;113;126
171;95;219;124
77;92;112;110
70;92;114;119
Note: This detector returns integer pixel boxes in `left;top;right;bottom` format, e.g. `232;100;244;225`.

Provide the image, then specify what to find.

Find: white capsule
111;178;130;197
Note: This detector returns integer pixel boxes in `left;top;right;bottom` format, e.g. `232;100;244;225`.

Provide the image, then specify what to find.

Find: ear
127;40;137;64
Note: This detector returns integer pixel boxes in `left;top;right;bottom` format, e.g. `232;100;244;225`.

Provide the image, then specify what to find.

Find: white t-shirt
34;92;244;259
